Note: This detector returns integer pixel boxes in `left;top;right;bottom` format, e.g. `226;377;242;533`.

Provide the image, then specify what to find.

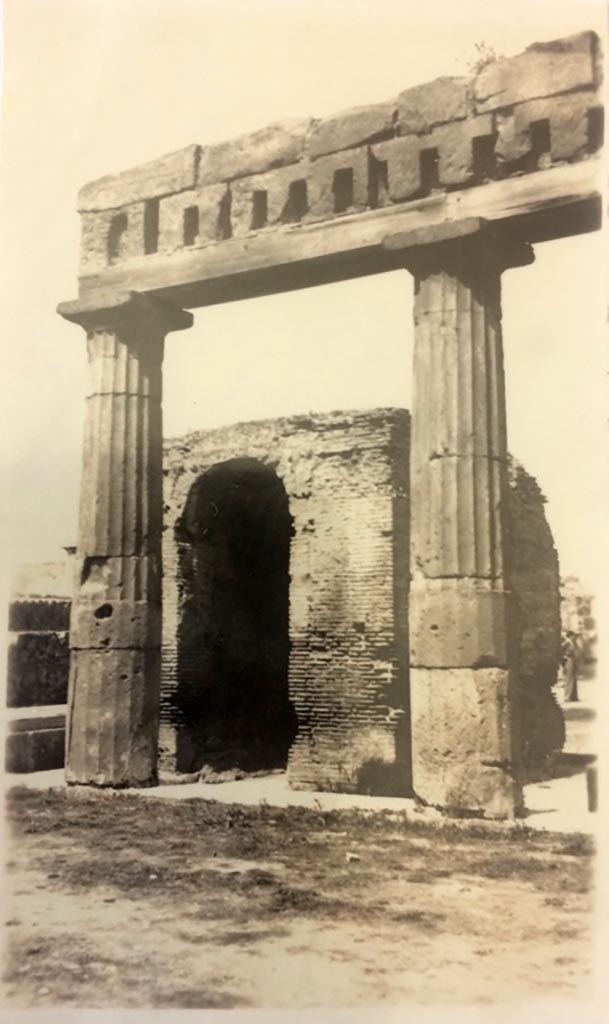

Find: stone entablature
77;32;602;277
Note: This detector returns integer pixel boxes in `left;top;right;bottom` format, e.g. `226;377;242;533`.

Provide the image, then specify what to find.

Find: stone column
58;291;193;786
405;220;533;818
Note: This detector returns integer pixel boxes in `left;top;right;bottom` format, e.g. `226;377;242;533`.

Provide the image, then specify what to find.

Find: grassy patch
4;785;595;1009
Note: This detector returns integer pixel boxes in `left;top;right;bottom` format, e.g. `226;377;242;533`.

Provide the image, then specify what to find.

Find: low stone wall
5;561;73;772
6;562;72;708
5;707;66;774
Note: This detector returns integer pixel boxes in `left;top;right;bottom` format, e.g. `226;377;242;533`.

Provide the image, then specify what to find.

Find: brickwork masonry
160;408;562;792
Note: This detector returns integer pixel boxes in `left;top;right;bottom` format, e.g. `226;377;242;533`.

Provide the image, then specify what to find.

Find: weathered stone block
475;31;598;113
230;163;311;237
79;203;147;274
410;580;509;668
432;115;494;186
495;110;534;165
79;211;113;275
199;119;310;184
410;666;518;816
371;137;421;202
157;184;228;252
418;758;519;819
115;203;146;261
307;101;396;158
411;667;511;765
78;145;200;212
397;77;470;134
307;146;369;218
70;600;161;650
67;648;160;786
373;114;494;199
495;91;600;166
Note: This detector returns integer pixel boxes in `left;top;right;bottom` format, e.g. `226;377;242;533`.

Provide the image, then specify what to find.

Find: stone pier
58;292;192;786
405;221;533;817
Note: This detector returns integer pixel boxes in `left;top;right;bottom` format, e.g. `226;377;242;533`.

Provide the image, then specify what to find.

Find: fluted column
58;291;193;786
406;221;533;818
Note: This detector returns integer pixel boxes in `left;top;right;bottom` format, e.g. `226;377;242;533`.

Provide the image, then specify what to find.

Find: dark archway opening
175;457;297;772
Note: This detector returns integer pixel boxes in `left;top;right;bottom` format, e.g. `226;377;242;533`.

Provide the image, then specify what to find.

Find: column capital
383;217;535;277
57;290;193;336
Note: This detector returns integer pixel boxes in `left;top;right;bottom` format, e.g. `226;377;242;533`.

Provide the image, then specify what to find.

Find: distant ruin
560;576;598;678
52;30;602;816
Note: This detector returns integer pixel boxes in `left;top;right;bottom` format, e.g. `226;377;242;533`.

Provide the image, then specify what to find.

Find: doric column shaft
411;263;507;580
405;223;533;818
58;292;193;786
78;325;164;558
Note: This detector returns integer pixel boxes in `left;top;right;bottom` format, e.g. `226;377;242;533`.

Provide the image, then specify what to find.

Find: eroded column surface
58;292;193;786
407;223;533;818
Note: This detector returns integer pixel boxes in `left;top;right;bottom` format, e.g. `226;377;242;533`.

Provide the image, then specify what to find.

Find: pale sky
1;0;607;603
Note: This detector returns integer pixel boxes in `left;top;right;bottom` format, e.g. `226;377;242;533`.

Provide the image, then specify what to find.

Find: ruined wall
77;32;602;277
508;462;564;778
6;562;73;708
161;408;411;793
5;562;73;772
162;409;561;794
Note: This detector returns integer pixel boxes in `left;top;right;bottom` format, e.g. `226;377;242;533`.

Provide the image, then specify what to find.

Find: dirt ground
2;786;596;1010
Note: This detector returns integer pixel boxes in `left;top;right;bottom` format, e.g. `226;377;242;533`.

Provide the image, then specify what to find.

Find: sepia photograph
1;0;608;1019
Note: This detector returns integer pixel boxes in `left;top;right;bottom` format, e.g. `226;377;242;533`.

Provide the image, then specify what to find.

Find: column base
410;667;522;818
66;648;160;787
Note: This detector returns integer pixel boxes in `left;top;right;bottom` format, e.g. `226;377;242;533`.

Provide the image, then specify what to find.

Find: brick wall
161;408;411;793
76;32;602;276
162;409;562;793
